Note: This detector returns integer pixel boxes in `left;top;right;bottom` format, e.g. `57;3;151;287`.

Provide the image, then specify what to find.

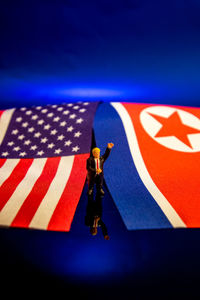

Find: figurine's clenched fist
96;168;102;174
107;143;114;149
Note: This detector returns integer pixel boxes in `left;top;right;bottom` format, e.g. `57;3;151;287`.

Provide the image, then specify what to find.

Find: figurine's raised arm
102;142;114;161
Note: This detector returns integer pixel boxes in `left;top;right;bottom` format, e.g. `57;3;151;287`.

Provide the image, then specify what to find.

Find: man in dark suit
86;143;114;195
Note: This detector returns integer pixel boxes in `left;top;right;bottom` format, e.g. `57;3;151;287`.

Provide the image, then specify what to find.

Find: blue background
1;1;200;298
0;0;200;108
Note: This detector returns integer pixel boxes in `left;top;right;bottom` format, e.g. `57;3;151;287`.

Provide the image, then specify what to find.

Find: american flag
0;101;99;231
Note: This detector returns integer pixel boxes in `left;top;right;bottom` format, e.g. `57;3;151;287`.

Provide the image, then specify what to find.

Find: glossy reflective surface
1;1;200;298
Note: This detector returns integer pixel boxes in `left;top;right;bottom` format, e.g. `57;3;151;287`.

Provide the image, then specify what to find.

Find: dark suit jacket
86;147;111;178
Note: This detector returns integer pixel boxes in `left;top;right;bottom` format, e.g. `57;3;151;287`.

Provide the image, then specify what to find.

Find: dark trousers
88;173;103;191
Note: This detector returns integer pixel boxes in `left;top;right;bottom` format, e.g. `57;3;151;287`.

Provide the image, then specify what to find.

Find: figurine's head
92;147;100;158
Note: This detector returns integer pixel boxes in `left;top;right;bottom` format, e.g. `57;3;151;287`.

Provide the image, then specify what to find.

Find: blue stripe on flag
94;102;172;229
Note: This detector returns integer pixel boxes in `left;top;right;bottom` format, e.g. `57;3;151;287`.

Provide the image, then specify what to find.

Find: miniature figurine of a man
86;143;114;196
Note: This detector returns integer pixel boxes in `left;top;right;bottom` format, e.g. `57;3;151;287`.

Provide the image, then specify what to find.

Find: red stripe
47;153;89;231
0;159;7;168
0;110;4;119
11;157;61;228
0;159;33;211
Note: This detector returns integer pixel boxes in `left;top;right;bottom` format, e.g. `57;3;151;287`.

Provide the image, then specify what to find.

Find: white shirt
94;158;100;171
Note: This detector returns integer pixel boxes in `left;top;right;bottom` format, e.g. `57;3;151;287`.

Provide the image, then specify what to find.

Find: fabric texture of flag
93;102;200;230
0;101;99;231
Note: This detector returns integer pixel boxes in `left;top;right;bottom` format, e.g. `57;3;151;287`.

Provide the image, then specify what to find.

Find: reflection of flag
94;102;200;230
0;102;99;231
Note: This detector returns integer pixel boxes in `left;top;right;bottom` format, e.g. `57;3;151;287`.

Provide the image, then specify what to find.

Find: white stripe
0;109;15;145
0;158;47;226
111;102;186;228
29;155;74;230
0;159;20;187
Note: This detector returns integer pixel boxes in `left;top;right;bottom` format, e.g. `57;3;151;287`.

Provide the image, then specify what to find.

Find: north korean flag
93;102;200;230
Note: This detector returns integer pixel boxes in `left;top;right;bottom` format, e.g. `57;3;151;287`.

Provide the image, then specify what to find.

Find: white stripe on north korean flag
111;102;186;228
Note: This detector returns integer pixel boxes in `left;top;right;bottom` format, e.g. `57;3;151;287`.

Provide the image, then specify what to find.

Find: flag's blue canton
0;102;98;158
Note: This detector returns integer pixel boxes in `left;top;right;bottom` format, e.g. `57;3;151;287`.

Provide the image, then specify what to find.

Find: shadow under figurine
85;192;110;240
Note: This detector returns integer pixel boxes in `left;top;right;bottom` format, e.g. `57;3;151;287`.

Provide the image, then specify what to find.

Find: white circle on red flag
140;106;200;152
